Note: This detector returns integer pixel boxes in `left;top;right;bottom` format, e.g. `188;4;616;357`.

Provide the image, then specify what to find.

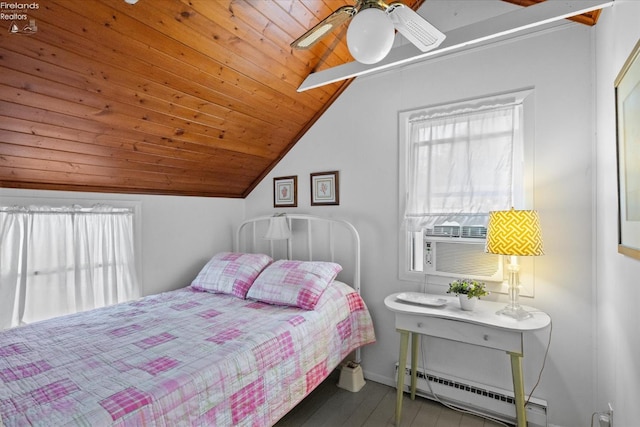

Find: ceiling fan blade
291;6;356;50
386;2;445;52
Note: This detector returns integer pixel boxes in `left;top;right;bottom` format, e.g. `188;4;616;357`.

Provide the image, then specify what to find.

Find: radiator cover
395;364;548;427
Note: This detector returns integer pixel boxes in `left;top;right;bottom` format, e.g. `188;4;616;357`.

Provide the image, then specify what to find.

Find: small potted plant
447;279;489;311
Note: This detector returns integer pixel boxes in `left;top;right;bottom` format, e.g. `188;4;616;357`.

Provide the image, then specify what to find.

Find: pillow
247;260;342;310
191;252;273;298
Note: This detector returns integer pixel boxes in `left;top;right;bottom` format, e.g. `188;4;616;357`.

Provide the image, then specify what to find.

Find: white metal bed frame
235;214;363;363
235;214;361;293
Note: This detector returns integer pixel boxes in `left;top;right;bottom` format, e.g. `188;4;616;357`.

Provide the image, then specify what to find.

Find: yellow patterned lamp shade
486;208;544;256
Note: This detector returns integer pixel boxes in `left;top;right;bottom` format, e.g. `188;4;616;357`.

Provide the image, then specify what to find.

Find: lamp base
496;305;532;320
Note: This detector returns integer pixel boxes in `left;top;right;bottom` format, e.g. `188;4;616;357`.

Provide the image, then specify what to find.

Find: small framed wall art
273;176;297;208
310;171;339;206
615;39;640;261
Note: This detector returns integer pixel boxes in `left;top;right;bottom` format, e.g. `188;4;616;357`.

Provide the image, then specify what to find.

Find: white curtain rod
408;100;520;123
0;204;133;214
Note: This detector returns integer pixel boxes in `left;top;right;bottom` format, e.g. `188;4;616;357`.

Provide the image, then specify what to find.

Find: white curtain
0;205;139;329
404;101;522;232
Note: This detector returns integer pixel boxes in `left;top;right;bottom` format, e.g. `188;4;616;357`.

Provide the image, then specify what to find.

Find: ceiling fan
290;0;446;65
293;0;614;92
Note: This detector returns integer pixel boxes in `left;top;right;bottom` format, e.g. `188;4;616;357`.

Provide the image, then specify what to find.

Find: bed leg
337;361;366;392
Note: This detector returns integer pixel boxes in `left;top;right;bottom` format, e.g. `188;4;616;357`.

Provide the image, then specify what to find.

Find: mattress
0;281;375;426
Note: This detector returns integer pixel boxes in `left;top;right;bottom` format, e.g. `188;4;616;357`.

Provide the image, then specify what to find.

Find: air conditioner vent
427;225;461;237
461;226;486;239
425;225;487;239
422;232;502;281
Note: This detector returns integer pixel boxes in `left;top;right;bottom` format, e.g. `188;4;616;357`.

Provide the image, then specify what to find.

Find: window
0;205;140;329
399;91;534;283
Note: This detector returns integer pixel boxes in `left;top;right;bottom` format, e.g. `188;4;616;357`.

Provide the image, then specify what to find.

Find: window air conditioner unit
421;225;503;282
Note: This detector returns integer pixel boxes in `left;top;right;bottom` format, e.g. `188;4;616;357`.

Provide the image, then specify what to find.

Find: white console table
384;293;550;427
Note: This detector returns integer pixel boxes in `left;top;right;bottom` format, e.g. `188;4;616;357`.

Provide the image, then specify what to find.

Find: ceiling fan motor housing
347;7;395;64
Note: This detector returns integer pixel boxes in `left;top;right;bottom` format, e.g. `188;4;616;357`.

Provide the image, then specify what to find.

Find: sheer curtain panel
0;205;139;329
404;101;523;232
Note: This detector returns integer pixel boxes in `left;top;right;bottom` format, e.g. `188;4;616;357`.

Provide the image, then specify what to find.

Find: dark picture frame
273;176;297;208
615;39;640;260
310;171;339;206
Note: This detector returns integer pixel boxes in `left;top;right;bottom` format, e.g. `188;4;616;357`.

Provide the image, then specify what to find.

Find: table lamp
264;214;291;259
263;214;291;240
485;208;544;320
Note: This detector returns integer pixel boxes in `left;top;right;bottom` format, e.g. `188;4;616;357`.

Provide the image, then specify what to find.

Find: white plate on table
396;292;447;307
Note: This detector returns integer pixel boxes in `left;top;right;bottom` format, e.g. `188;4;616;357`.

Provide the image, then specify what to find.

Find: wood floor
275;372;506;427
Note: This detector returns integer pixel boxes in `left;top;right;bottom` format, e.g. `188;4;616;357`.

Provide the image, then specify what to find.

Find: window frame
0;198;142;327
397;89;536;294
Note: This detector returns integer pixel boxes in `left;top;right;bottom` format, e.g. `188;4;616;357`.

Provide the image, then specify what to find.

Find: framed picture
310;171;339;206
273;176;297;208
615;39;640;260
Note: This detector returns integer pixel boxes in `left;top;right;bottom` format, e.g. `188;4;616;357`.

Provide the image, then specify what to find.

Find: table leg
410;333;419;400
509;351;527;427
396;330;410;426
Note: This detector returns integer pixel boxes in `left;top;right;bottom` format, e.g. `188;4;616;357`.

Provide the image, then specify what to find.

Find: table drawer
395;313;523;353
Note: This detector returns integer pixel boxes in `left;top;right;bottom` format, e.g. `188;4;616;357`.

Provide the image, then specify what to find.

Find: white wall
0;188;244;296
246;24;596;426
595;1;640;425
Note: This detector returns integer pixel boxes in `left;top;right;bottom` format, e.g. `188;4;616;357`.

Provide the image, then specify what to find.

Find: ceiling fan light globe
347;8;395;64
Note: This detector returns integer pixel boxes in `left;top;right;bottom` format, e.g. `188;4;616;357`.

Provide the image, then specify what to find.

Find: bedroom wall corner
594;1;640;426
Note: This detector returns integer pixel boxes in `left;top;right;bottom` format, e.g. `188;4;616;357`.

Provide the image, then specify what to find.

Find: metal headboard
235;214;361;294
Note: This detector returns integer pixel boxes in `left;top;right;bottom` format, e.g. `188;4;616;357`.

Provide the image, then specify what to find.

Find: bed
0;215;375;426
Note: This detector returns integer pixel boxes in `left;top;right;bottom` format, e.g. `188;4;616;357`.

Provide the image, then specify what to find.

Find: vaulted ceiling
0;0;601;198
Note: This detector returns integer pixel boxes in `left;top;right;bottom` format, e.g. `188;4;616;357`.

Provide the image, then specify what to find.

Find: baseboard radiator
395;364;548;427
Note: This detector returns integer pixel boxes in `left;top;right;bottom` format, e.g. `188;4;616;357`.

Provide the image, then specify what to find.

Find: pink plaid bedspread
0;282;375;426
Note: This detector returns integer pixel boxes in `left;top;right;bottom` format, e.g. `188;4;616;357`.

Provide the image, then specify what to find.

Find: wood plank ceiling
0;0;600;198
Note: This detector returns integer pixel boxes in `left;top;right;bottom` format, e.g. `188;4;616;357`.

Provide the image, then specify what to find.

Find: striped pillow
191;252;273;298
247;260;342;310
